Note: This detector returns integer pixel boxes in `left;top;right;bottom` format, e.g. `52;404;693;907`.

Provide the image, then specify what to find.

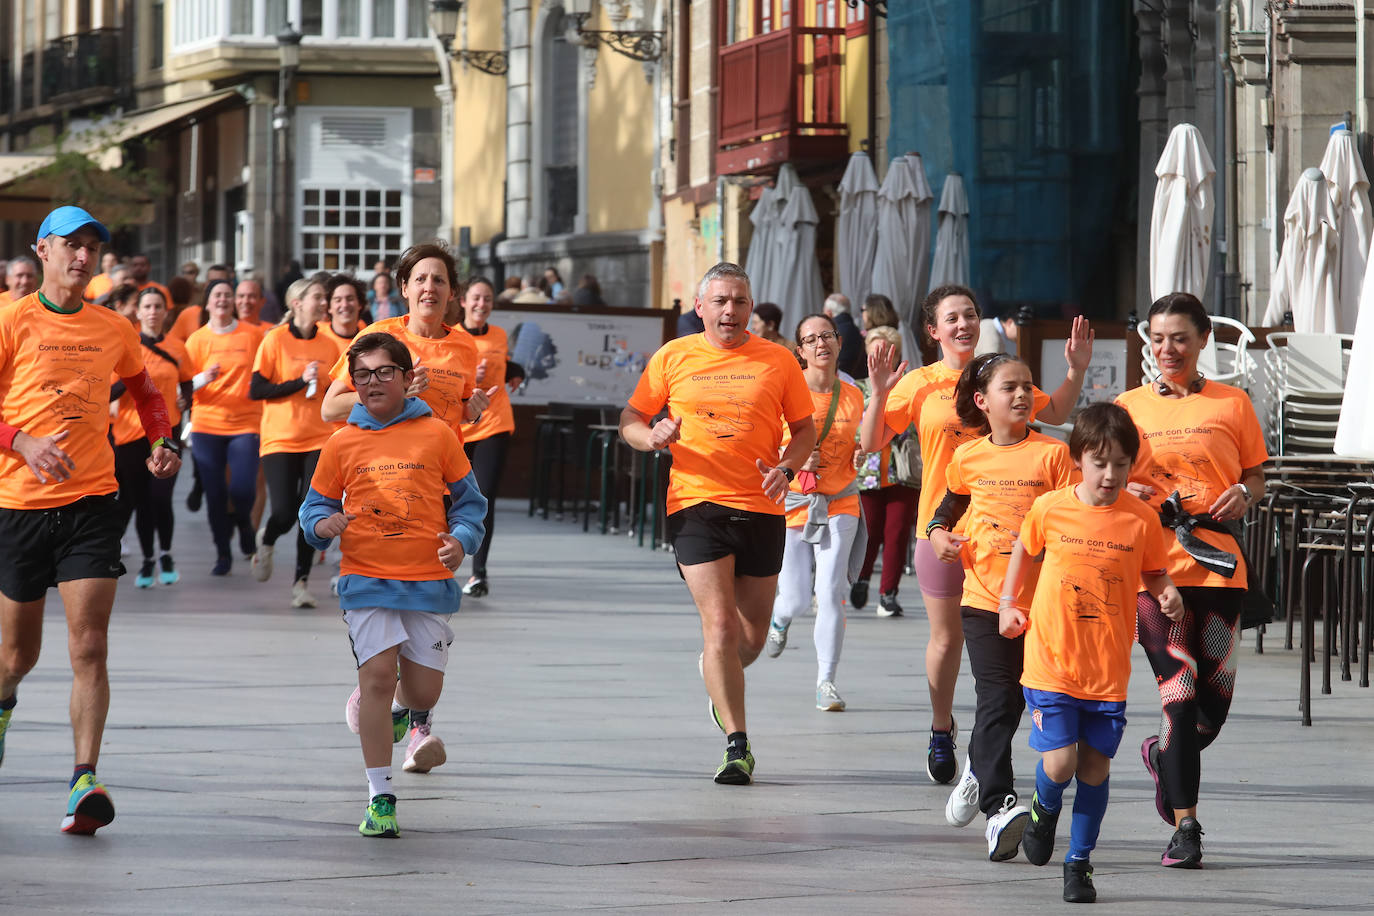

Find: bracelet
925;521;947;537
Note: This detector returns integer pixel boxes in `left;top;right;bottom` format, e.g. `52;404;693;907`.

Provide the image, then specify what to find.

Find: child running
926;353;1073;860
998;403;1182;903
299;332;487;837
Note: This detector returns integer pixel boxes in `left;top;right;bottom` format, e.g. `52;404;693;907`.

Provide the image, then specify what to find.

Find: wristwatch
1236;482;1252;503
151;436;181;457
778;466;796;483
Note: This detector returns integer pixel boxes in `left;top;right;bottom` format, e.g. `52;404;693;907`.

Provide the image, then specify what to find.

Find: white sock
366;766;393;800
390;698;407;715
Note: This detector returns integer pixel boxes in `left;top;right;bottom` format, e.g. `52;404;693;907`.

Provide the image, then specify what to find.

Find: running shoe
985;794;1029;862
849;579;869;609
1162;815;1204;868
402;722;447;773
135;559;155;589
764;620;789;658
815;680;846;711
944;754;979;827
0;705;12;768
291;578;318;608
252;530;273;582
1062;859;1096;903
926;716;958;784
60;773;115;835
1141;734;1173;826
158;554;180;585
708;697;725;733
212;554;231;576
462;576;488;597
713;743;754;785
185;480;203;513
359;793;399;838
1020;792;1060;866
344;687;408;743
877;591;903;618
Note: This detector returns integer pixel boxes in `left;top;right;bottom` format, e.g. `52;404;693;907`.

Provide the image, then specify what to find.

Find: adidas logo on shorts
431;641;444;651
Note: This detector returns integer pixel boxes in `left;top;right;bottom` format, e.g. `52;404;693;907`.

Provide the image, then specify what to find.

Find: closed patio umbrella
905;152;935;304
744;183;778;302
1149;122;1215;301
836;151;880;312
1319;128;1373;334
1336;236;1374;456
929;172;970;289
773;181;826;339
871;157;923;367
1264;168;1340;333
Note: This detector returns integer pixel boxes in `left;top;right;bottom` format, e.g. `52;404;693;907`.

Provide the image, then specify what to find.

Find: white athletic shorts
343;607;455;672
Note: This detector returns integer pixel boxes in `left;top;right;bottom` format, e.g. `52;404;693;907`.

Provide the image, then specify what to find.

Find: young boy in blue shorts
300;332;486;837
998;403;1182;902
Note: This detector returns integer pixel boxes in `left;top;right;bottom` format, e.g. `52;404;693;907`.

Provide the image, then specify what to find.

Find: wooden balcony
715;25;850;176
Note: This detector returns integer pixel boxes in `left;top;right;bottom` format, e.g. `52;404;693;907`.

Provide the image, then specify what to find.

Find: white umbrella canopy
905;152;935;305
1149;122;1215;302
836;151;880;311
929;172;970;289
1319;128;1373;333
1264;168;1340;333
871;157;923;367
773;181;826;339
1336;240;1374;456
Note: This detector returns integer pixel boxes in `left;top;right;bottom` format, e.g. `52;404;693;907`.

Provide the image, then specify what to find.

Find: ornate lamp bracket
566;12;664;62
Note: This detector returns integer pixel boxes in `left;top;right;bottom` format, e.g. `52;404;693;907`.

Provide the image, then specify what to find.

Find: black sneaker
212;554;232;576
926;717;958;784
1021;793;1060;866
1162;815;1204;868
849;580;869;609
1141;734;1173;826
1063;859;1096;903
186;481;203;513
877;591;904;618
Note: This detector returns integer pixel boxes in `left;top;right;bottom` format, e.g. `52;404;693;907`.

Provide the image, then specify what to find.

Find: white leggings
772;514;859;684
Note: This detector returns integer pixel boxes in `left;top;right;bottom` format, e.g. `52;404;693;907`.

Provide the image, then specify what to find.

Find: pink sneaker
402;723;446;773
345;686;361;734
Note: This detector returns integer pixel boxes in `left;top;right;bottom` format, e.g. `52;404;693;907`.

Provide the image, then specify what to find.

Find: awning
0;89;244;220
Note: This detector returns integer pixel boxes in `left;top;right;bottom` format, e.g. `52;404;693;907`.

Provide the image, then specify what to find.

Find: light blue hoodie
298;397;487;614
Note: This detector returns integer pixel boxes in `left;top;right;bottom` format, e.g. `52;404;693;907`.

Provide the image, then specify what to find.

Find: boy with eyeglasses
299;332;486;837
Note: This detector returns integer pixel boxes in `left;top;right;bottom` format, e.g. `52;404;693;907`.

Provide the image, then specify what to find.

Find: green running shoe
713;743;754;785
0;705;12;768
359;793;399;838
61;773;115;835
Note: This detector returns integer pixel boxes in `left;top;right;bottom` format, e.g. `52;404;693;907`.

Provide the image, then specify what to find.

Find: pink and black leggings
1136;586;1245;810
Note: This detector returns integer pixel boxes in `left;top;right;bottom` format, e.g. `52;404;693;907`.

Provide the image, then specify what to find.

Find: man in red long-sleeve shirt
0;206;181;835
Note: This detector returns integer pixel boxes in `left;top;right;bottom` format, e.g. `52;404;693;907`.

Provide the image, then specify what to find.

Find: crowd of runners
2;206;1269;905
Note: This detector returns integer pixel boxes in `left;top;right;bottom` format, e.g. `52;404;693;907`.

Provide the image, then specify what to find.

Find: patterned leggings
1136;586;1244;810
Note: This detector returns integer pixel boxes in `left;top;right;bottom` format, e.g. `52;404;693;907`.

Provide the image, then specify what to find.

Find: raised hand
1064;315;1094;374
648;415;682;450
867;341;908;396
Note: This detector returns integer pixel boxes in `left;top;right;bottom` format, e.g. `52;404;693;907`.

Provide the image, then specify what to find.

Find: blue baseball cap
36;206;111;244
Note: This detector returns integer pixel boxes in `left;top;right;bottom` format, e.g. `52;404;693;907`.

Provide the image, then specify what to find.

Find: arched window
544;10;580;235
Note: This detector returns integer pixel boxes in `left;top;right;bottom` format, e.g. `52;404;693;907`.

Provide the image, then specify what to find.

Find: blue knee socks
1067;776;1110;862
1035;759;1072;813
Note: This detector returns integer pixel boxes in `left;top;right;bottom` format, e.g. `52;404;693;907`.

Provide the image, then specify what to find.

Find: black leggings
463;432;509;578
1136;586;1244;810
114;438;180;558
961;606;1026;814
261;450;321;583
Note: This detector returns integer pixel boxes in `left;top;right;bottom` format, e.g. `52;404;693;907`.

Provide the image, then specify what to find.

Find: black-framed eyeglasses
800;330;839;348
350;365;404;386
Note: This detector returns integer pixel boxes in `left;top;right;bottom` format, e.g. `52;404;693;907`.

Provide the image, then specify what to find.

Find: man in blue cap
0;205;182;835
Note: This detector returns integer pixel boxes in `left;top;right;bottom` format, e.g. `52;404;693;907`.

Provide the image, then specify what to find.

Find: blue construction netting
888;0;1136;316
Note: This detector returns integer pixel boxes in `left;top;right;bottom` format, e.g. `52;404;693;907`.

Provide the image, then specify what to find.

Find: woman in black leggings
111;287;193;586
457;276;524;597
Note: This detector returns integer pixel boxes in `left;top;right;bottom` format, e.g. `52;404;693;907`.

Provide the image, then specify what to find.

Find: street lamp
274;23;303;282
429;0;462;50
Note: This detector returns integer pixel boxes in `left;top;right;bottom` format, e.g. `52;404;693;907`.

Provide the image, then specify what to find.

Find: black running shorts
667;501;786;578
0;494;126;602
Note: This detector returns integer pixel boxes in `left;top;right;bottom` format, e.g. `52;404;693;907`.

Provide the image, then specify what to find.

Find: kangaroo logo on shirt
40;369;103;420
696;395;756;439
1149;452;1210;500
355;486;426;536
1062;564;1124;621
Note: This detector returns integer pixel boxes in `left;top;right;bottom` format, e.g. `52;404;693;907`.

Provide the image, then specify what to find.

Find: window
545;27;580;235
230;0;254;34
373;0;396;37
150;2;164;69
406;0;427;38
301;0;323;35
338;0;361;37
299;188;407;271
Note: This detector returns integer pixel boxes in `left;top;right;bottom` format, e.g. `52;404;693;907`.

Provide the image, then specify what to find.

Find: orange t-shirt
1116;382;1269;588
328;317;478;441
318;320;362;351
253;324;348;455
185;322;265;436
166;305;201;342
0;293;145;509
945;430;1074;612
110;335;193;446
84;272;114;304
882;362;1051;539
627;333;814;516
782;380;864;527
1019;486;1169;701
310;415;471;581
462;324;516;442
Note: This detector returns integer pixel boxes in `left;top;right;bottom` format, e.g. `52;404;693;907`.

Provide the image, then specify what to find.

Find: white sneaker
291;577;317;608
945;755;980;827
402;722;447;773
815;680;845;711
764;620;789;658
985;794;1030;862
252;529;273;582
